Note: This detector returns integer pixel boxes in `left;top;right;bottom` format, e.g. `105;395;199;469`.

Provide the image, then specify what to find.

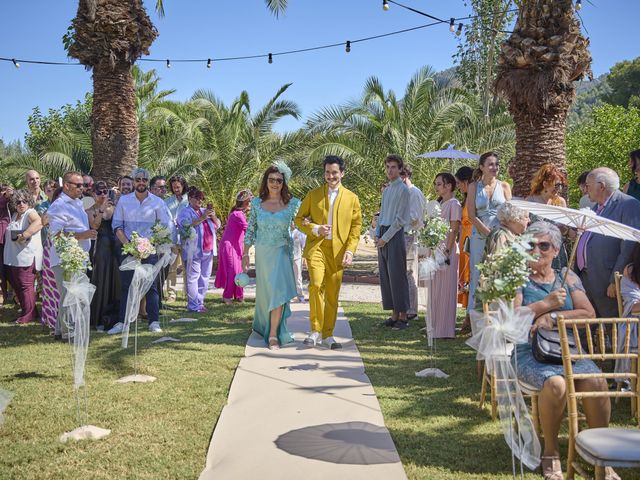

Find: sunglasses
66;182;83;189
268;177;284;185
95;190;108;196
15;199;28;205
83;183;93;188
134;177;149;183
529;241;552;252
154;185;167;190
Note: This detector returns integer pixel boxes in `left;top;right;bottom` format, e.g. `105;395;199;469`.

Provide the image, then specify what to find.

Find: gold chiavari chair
559;315;640;480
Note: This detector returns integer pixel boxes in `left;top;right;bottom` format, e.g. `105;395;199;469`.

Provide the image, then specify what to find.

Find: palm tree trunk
510;109;567;197
91;60;138;184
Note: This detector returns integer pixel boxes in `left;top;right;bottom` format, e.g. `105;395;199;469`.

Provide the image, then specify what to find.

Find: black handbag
531;327;577;365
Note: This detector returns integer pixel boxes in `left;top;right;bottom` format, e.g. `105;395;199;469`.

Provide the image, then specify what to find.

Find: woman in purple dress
0;184;13;305
177;188;221;312
429;173;462;339
215;190;252;304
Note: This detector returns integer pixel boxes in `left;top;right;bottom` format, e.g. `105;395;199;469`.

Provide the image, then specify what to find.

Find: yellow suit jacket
294;184;362;268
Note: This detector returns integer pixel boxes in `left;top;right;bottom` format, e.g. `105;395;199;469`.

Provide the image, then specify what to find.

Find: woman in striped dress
37;182;61;330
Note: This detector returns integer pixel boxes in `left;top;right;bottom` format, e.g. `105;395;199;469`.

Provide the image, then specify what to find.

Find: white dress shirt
312;187;339;240
112;192;174;240
47;192;91;267
376;178;410;243
407;185;426;231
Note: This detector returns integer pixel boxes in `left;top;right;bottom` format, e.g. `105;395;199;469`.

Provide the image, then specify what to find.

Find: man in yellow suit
295;156;362;349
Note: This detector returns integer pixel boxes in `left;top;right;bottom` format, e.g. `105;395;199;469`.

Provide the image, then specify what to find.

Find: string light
1;7;522;70
575;0;582;11
449;18;455;33
345;41;351;53
383;0;389;11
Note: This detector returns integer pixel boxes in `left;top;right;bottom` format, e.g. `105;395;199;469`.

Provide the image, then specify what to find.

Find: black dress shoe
391;320;409;331
330;342;342;350
382;317;395;327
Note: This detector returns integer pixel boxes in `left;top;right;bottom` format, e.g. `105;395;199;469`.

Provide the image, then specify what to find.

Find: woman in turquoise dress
243;162;300;350
466;152;511;314
513;222;616;480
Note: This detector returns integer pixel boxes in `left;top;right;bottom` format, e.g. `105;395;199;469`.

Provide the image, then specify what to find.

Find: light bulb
12;59;20;68
268;53;273;64
449;18;455;33
166;59;171;68
207;58;211;69
383;0;389;11
456;23;463;36
575;0;582;11
346;41;351;53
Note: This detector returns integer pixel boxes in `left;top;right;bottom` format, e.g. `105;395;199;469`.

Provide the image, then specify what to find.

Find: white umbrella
417;144;480;160
509;199;640;285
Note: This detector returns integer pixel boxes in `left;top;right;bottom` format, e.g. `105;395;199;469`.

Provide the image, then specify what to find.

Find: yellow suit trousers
308;239;343;338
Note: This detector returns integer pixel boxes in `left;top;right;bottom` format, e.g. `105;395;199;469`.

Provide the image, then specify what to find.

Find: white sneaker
323;336;343;350
148;321;162;333
107;322;124;335
303;331;322;347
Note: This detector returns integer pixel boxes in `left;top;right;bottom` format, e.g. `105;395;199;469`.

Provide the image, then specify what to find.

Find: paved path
198;303;406;480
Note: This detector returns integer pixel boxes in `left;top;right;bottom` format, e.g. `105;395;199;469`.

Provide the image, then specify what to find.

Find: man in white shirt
401;165;426;320
47;171;97;339
110;168;174;334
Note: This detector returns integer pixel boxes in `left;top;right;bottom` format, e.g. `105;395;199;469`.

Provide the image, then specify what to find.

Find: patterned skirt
40;241;60;329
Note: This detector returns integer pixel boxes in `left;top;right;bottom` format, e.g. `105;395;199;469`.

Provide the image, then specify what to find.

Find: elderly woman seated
513;221;619;480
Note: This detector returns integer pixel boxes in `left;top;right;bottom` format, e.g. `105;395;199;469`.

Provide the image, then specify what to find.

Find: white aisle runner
199;302;407;480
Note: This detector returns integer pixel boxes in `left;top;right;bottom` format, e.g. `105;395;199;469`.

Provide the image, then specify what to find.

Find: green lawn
343;302;640;480
1;298;638;479
0;297;252;480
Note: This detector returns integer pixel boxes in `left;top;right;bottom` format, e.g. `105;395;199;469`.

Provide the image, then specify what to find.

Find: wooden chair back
558;316;640;478
614;271;624;317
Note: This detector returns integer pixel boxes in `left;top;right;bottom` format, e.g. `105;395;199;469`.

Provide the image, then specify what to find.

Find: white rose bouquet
53;233;91;279
476;234;535;304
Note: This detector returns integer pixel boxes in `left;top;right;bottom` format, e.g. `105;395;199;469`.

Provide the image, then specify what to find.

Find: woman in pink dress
429;173;462;339
215;190;252;304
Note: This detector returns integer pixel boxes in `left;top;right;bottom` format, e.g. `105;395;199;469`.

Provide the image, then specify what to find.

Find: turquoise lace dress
245;197;301;346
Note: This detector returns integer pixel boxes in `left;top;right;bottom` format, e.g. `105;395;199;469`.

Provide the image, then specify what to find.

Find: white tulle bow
466;300;541;471
62;272;96;389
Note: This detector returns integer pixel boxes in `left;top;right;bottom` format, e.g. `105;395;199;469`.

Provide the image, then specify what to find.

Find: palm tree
306;67;514;216
67;0;289;185
495;0;591;196
183;83;303;217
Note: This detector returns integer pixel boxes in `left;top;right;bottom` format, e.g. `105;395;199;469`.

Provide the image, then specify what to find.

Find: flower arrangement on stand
466;234;541;471
151;220;172;247
53;233;109;442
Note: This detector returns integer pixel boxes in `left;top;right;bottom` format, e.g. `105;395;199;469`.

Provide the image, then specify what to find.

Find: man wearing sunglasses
110;167;174;334
47;171;97;340
576;167;640;318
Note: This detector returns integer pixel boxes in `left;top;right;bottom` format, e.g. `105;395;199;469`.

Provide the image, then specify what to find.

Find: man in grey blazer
576;167;640;317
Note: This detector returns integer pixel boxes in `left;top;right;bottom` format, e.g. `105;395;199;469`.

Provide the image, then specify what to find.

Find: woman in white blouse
4;190;43;324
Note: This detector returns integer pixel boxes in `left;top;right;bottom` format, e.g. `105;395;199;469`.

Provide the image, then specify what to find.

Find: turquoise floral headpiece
272;160;292;184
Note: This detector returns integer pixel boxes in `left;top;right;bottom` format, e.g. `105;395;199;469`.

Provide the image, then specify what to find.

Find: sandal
541;456;562;480
268;337;279;350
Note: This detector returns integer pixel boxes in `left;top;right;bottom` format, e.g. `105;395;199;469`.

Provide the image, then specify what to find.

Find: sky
1;0;639;144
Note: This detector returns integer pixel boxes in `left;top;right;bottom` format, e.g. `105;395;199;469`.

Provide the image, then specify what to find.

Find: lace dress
244;197;301;346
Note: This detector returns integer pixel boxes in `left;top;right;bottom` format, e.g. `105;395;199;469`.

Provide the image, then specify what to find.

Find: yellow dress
457;202;472;307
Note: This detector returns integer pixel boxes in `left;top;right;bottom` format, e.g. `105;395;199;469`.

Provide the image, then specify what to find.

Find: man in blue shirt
109;168;173;334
